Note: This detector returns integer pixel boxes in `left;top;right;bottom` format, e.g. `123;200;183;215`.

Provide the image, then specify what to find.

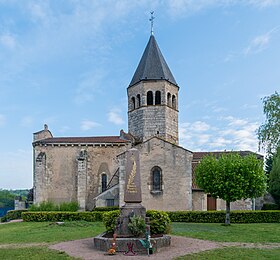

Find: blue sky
0;0;279;189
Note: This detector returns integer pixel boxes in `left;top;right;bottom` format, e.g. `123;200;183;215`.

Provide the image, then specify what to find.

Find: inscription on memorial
126;155;137;194
124;148;142;203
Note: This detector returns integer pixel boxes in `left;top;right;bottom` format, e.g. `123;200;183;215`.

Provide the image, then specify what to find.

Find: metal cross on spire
149;11;155;35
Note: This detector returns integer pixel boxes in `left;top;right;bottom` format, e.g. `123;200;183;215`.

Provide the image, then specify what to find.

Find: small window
131;97;136;110
106;199;114;207
155;91;161;105
147;91;153;105
151;166;162;191
167;93;171;106
172;95;176;109
101;174;107;192
137;94;141;107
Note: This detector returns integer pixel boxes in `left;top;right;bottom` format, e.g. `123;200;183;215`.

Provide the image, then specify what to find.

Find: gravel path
49;236;225;260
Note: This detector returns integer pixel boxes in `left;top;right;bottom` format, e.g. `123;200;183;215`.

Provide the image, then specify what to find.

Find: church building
32;33;257;211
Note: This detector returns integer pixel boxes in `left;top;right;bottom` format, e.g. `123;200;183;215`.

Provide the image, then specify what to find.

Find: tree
269;147;280;207
257;91;280;153
195;153;267;225
0;190;15;208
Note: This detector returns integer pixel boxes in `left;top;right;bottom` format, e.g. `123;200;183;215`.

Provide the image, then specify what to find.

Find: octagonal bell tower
127;35;179;144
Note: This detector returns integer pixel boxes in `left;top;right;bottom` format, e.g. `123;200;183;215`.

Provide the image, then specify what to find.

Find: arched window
167;93;171;106
155;91;161;105
137;94;141;108
147;91;153;105
151;166;162;191
101;174;107;192
172;95;176;109
131;97;135;110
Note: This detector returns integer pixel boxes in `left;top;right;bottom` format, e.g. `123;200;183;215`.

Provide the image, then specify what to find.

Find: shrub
93;206;119;211
146;210;171;235
0;209;28;222
102;210;120;232
262;203;279;210
128;215;146;237
167;210;280;223
59;201;79;212
22;211;103;222
102;209;172;235
29;201;79;212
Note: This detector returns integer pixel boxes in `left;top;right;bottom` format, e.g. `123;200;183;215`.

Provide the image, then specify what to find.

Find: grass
1;221;279;259
0;247;79;260
0;221;105;244
171;222;280;243
176;247;280;259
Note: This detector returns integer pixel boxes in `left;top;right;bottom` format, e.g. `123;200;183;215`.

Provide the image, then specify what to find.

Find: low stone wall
93;232;171;254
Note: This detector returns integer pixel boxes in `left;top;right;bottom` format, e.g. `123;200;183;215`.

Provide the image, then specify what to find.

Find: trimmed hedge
0;209;28;222
20;209;280;224
93;206;119;212
262;203;279;210
167;210;280;223
22;211;103;222
102;210;120;232
146;210;171;234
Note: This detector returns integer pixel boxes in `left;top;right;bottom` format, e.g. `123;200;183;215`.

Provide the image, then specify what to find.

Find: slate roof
129;35;177;87
33;136;130;145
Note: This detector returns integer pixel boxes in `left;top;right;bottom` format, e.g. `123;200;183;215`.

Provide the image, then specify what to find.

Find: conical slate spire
129;35;177;87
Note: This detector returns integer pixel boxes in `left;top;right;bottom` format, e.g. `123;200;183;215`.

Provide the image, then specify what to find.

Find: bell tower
127;34;179;144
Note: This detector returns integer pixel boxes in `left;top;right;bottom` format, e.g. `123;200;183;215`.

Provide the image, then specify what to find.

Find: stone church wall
33;143;129;210
118;137;193;211
192;191;207;211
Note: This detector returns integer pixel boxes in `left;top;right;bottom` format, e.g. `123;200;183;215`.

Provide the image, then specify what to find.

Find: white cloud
222;116;248;126
74;70;106;105
248;0;280;8
166;0;280;17
27;1;54;25
0;33;16;49
107;108;125;125
81;120;101;131
179;116;259;152
244;26;279;55
0;114;6;127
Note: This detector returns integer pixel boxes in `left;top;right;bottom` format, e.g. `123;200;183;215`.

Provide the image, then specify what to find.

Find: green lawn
1;221;279;259
171;222;280;243
0;221;105;244
176;247;280;260
0;248;79;260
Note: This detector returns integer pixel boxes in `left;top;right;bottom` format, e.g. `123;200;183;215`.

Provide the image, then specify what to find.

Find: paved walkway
49;236;280;260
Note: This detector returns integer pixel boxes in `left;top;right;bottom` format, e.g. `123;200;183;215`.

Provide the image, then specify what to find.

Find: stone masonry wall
118;137;193;211
33;143;129;210
128;80;179;144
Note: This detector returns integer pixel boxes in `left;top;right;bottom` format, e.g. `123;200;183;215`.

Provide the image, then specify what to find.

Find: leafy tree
269;147;280;206
195;153;266;225
265;153;274;184
0;190;15;208
257;91;280;153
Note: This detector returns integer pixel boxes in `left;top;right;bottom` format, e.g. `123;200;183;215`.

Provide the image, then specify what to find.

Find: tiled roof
33;136;130;145
129;35;177;87
193;151;263;161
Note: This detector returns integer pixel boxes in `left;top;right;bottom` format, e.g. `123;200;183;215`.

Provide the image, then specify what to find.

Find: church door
207;195;217;211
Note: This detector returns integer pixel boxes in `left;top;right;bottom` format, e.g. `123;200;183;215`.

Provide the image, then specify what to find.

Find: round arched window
151;166;162;191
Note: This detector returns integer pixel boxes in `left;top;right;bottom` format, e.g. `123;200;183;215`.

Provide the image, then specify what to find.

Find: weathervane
149;11;155;35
